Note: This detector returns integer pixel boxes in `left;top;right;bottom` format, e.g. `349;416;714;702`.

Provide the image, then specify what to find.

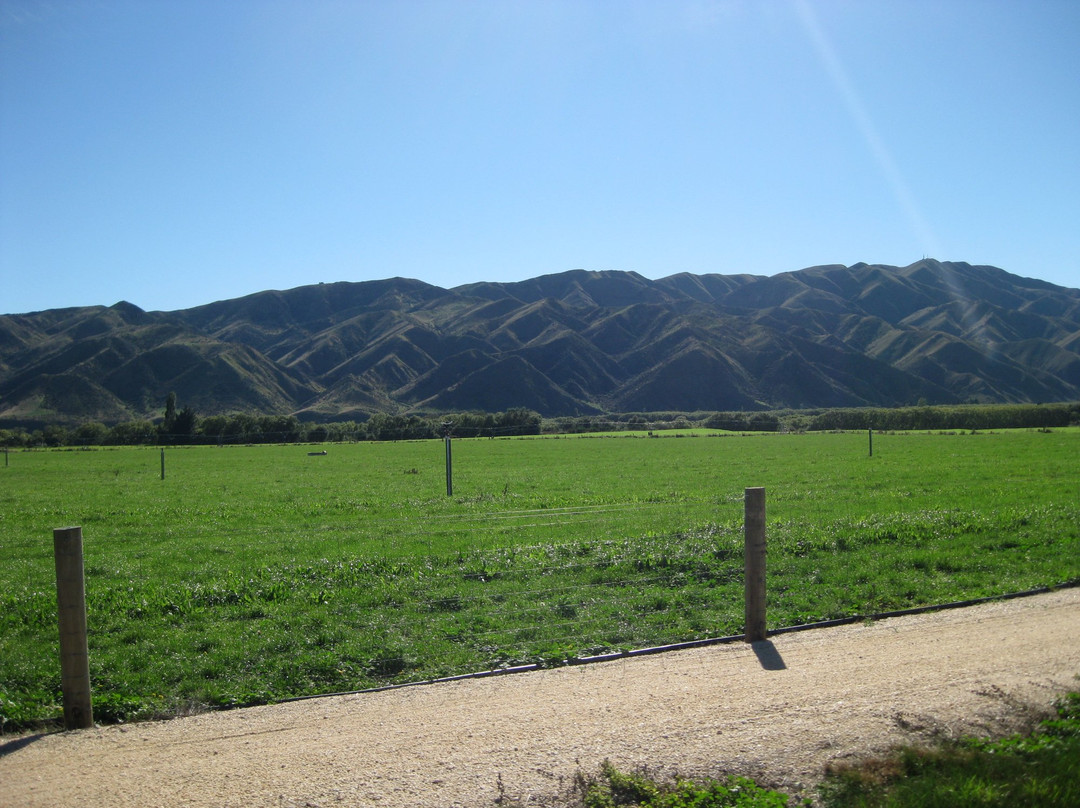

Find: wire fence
7;492;755;717
5;431;1079;726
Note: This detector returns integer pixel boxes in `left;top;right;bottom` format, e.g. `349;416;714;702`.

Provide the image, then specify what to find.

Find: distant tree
198;415;230;444
495;407;542;436
747;413;780;432
404;415;435;440
41;424;70;447
163;392;177;432
365;412;393;441
106;420;156;445
0;428;30;448
72;421;108;446
258;414;304;443
330;421;363;441
173;406;198;443
225;413;260;443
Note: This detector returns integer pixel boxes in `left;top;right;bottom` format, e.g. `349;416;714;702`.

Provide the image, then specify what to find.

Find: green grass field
2;429;1078;730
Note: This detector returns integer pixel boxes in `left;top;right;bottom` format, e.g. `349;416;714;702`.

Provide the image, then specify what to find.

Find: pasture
2;429;1078;730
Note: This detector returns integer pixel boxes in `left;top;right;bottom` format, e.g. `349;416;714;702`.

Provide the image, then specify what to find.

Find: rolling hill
2;259;1078;426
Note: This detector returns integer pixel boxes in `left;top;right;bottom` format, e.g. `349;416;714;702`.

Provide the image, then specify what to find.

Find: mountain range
2;259;1078;427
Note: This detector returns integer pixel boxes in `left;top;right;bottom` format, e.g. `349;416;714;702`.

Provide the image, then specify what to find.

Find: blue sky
2;0;1078;315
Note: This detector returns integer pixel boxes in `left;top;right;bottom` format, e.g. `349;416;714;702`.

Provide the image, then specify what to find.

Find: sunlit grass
1;430;1077;729
818;693;1080;808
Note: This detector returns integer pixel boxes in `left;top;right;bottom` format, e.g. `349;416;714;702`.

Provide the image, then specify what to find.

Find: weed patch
818;692;1080;807
574;761;794;807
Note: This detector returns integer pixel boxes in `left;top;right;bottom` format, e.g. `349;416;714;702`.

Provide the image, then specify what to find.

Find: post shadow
750;639;787;671
0;733;46;759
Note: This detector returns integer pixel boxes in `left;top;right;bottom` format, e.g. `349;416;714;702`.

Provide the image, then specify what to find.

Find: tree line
792;401;1080;432
550;402;1080;434
1;401;1077;448
0;403;543;447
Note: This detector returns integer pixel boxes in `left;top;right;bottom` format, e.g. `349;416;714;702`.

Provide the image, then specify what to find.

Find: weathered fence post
54;526;94;729
744;487;767;642
160;447;165;480
868;428;873;457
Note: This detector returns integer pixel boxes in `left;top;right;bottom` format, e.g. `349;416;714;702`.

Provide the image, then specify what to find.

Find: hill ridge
2;260;1078;424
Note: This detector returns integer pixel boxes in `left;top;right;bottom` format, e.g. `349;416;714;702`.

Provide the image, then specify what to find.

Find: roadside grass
575;760;793;807
510;690;1080;807
1;430;1078;730
816;691;1080;808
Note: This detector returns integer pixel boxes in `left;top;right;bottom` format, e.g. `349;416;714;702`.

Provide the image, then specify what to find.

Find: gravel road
3;587;1078;807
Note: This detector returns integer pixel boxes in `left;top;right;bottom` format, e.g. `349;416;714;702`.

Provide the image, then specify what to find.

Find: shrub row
2;401;1076;448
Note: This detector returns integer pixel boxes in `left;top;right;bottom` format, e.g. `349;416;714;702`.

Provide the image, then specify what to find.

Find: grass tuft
578;760;793;808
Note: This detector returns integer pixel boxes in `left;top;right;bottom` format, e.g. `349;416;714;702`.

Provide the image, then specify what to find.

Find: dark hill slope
1;260;1078;425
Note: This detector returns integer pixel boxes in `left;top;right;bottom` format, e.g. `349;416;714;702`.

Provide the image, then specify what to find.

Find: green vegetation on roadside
817;691;1080;808
2;429;1078;731
522;691;1080;807
577;761;793;807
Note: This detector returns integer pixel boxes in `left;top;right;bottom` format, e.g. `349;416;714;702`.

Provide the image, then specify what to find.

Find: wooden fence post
744;487;767;642
54;526;94;729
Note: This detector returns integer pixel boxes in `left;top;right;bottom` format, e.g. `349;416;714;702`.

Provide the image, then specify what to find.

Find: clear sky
2;0;1078;315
